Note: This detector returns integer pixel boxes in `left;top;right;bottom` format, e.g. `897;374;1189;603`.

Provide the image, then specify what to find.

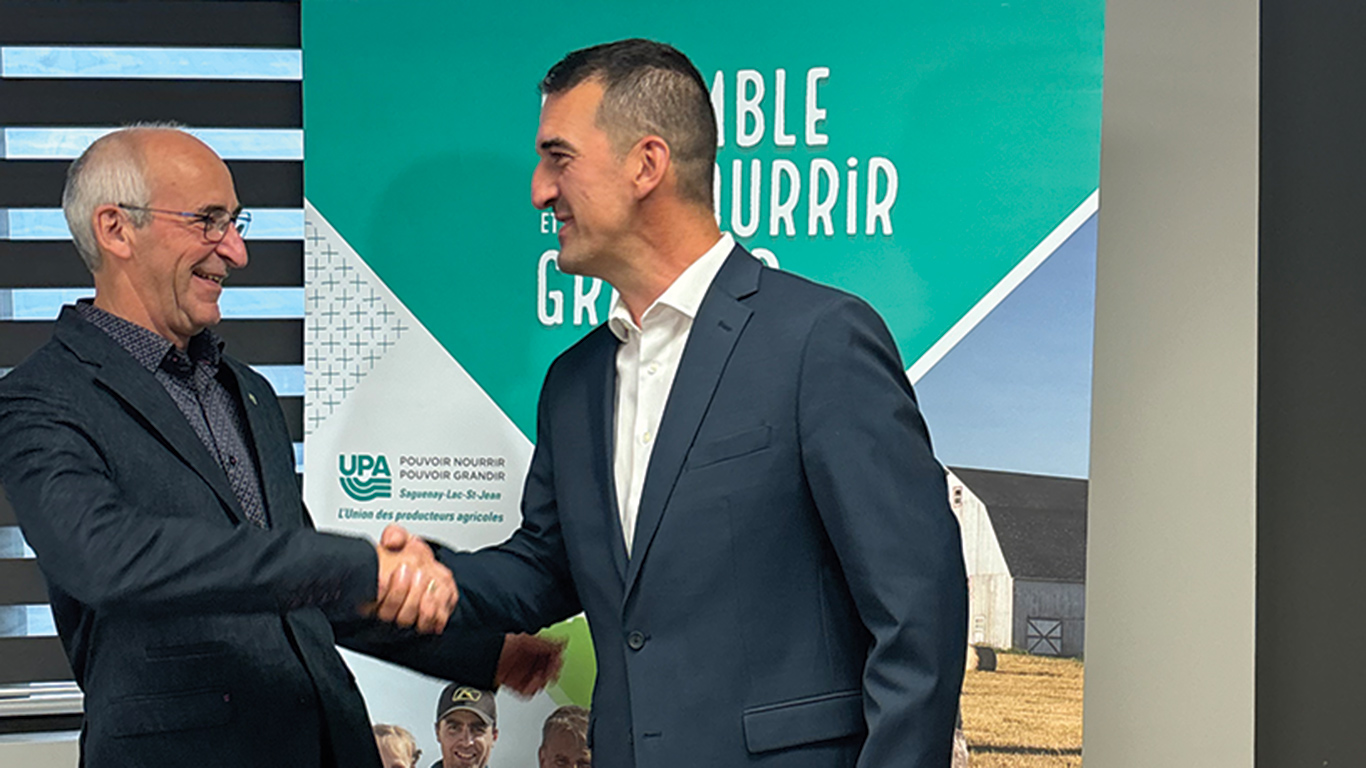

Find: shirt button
647;362;660;375
641;430;653;445
228;455;238;465
626;631;646;650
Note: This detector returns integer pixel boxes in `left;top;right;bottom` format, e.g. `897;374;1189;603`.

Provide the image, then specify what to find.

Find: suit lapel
222;359;297;529
55;309;247;525
623;249;761;597
581;329;629;583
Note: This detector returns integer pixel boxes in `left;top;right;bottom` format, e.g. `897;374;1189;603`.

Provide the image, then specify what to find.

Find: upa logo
339;454;392;501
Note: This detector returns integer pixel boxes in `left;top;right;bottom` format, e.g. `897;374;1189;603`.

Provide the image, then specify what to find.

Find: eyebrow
195;204;244;216
538;137;574;153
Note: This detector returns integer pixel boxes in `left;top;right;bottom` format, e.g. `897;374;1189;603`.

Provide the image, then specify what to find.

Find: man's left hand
496;633;566;697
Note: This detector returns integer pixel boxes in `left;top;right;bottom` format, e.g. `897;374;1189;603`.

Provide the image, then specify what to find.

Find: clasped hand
362;524;566;695
363;523;458;634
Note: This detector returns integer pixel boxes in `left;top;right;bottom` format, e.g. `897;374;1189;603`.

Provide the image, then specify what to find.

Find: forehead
542;728;586;754
537;79;608;145
141;132;238;209
439;710;487;729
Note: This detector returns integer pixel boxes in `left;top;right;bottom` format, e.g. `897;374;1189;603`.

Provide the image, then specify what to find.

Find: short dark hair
541;39;717;208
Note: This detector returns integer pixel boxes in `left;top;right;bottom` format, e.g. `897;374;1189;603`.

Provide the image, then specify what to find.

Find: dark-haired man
432;684;499;768
439;39;967;768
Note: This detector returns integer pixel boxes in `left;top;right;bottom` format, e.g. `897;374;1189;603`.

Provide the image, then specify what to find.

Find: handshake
363;524;564;695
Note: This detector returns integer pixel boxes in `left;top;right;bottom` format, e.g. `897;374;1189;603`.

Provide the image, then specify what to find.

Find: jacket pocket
686;425;771;470
742;689;864;753
107;688;232;738
145;641;230;660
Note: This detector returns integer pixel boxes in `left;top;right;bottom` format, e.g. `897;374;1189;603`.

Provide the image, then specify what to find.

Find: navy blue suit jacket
0;308;504;768
450;248;968;768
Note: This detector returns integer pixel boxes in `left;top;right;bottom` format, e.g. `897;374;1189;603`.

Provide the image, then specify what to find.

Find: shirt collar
74;300;225;374
608;232;735;341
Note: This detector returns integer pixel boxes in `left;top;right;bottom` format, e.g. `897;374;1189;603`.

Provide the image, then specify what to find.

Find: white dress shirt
609;233;735;555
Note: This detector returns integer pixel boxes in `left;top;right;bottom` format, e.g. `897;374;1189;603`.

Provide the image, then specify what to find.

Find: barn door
1026;617;1064;655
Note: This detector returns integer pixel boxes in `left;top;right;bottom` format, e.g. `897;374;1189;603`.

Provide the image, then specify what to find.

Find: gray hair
62;123;182;271
541;704;589;743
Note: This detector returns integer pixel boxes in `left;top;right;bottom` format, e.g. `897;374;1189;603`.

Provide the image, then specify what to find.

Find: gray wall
1086;0;1258;765
1257;1;1366;762
0;733;77;766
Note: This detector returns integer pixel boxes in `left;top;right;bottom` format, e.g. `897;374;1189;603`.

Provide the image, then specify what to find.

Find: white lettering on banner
537;250;564;326
573;276;601;326
712;67;829;149
536;250;618;328
736;69;765;148
773;68;797;147
806;67;830;146
770;159;800;237
810;158;839;237
535;65;900;325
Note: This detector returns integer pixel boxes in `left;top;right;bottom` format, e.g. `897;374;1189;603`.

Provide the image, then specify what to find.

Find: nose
531;162;557;211
216;222;249;269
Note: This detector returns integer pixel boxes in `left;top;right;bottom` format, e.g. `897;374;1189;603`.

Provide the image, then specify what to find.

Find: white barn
948;467;1087;657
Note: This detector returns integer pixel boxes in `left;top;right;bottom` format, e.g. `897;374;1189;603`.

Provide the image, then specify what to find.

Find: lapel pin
248;393;258;406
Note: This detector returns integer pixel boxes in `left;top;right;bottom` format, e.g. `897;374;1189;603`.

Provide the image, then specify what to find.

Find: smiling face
436;710;497;768
116;131;247;348
531;79;638;281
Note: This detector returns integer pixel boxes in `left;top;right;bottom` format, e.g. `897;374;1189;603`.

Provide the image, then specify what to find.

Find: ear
630;135;671;199
91;204;136;264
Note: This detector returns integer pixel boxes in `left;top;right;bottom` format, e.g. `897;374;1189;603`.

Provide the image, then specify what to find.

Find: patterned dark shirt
74;301;270;528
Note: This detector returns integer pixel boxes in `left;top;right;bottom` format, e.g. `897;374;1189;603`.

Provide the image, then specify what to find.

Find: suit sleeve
0;383;380;618
440;365;582;633
796;295;968;768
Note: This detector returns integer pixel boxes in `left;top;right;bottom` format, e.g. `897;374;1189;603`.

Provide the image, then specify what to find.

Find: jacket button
626;631;646;650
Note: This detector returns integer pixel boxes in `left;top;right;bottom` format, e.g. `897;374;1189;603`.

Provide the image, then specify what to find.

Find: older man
436;39;968;768
0;126;554;767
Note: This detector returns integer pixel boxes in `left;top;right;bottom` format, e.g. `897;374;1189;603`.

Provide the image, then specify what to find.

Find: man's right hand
363;524;458;634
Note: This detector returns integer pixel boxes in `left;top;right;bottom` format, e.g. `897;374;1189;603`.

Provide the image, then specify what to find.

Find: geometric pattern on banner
303;210;410;435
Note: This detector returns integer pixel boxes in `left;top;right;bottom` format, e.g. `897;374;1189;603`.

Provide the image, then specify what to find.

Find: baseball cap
435;684;497;727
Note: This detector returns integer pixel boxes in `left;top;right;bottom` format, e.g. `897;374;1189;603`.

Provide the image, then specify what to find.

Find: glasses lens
203;211;249;241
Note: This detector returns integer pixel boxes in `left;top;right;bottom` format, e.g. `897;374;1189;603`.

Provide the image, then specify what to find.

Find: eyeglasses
117;203;251;241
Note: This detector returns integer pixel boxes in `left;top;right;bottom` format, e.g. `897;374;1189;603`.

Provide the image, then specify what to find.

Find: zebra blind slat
0;80;301;127
0;637;73;685
0;319;303;367
0;161;302;209
0;1;299;47
0;559;48;604
0;242;303;288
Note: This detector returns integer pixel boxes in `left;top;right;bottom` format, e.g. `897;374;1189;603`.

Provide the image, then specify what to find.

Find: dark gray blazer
449;248;968;768
0;307;503;768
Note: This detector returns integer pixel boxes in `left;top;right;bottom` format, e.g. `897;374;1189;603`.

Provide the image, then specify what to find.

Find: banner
302;2;1102;763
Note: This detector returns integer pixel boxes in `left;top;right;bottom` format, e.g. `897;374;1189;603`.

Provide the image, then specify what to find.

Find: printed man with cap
433;684;498;768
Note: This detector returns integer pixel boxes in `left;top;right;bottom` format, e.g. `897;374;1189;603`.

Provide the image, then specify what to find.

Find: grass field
960;652;1084;768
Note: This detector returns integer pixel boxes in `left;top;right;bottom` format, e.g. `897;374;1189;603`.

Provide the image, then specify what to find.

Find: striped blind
0;0;303;731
